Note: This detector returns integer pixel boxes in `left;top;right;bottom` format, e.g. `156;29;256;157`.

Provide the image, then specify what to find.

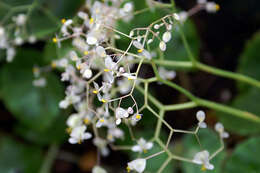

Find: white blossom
115;107;129;125
87;36;98;45
196;110;207;128
127;159;146;173
69;125;92;144
205;2;220;13
162;31;172;43
32;78;46;87
193;150;214;171
159;41;166;51
215;122;229;138
132;138;153;153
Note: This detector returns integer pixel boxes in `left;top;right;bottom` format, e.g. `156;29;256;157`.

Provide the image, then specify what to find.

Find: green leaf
223;137;260;173
237;31;260;91
0;49;64;132
219;32;260;135
0;136;43;173
14;114;67;145
181;128;226;173
164;21;200;62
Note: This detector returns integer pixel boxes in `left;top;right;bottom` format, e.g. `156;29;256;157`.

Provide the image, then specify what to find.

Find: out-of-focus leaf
0;136;43;173
219;32;260;135
0;49;64;132
223;137;260;173
145;143;173;173
14;114;67;145
181;128;226;173
219;88;260;135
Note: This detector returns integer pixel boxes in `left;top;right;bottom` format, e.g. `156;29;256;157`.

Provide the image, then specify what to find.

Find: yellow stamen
101;99;107;103
84;51;89;55
126;166;131;173
104;69;110;72
51;62;56;68
77;64;82;70
66;127;72;134
137;49;143;53
128;77;132;80
93;90;98;94
61;18;66;24
136;114;141;119
89;18;94;24
201;165;207;171
52;37;57;43
143;149;147;153
100;118;105;123
84;118;90;124
215;4;220;11
78;139;82;144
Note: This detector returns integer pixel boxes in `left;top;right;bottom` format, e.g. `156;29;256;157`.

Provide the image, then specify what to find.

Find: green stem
39;143;59;173
196;62;260;88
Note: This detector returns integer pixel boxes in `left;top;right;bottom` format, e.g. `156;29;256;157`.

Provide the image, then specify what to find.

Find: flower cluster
0;14;36;62
33;0;226;172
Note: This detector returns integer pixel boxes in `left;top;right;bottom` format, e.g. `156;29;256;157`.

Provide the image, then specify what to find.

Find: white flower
28;35;36;43
123;2;134;13
196;110;207;128
83;68;93;79
59;93;81;109
127;159;146;173
115;107;129;125
133;41;151;59
93;137;109;156
96;46;106;57
14;37;23;45
78;11;88;20
6;47;16;62
127;107;134;114
107;127;124;141
215;122;229;138
132;138;153;153
87;36;98;45
131;113;142;125
69;51;79;61
92;166;107;173
69;125;92;144
96;118;107;128
158;67;176;80
174;11;188;23
121;73;137;80
159;41;166;51
205;2;220;13
32;78;46;87
0;27;4;36
66;114;82;128
193;150;214;171
14;14;27;26
162;31;172;43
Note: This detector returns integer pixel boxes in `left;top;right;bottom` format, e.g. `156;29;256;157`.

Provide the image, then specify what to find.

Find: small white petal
87;36;97;45
162;31;172;43
159;41;166;51
196;110;206;122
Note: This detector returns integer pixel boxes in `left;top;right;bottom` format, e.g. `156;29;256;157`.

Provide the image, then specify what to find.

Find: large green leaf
0;49;64;132
224;137;260;173
0;137;43;173
219;32;260;135
181;128;226;173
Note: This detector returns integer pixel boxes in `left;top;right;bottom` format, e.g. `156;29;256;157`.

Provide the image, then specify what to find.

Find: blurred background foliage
0;0;260;172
